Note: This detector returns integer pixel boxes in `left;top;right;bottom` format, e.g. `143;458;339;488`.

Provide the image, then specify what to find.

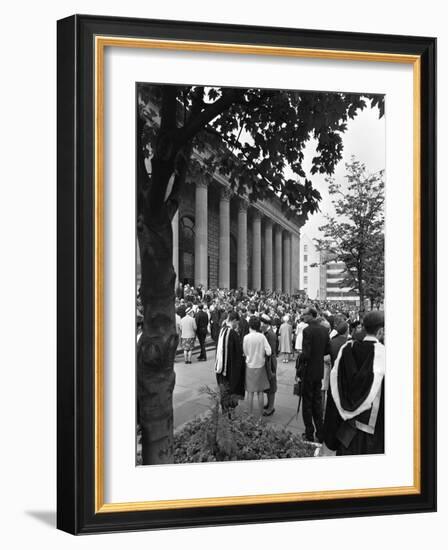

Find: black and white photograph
135;82;386;466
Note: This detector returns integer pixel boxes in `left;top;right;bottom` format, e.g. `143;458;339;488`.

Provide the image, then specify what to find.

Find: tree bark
137;223;178;463
137;107;180;463
357;262;365;316
137;176;178;464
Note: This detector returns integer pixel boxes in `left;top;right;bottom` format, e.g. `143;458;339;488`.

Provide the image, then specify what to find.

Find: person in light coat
180;308;197;364
278;315;293;363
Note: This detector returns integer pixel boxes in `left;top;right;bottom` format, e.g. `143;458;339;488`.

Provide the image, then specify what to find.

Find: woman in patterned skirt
180;308;197;364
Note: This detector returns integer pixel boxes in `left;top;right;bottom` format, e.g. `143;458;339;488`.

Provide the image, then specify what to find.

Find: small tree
316;159;385;313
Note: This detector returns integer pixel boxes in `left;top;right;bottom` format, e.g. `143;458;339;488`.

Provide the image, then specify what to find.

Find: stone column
237;199;248;291
218;187;231;289
252;210;262;290
283;232;292;295
172;210;179;284
264;219;273;291
194;179;208;289
274;226;283;292
291;233;301;294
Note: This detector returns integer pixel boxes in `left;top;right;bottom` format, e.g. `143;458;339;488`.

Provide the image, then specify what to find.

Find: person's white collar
363;335;379;342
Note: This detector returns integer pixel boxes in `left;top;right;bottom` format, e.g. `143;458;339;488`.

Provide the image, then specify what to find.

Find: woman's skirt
245;366;270;393
181;337;195;351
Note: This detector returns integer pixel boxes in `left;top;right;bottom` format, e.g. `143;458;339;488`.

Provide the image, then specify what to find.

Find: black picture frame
57;14;436;535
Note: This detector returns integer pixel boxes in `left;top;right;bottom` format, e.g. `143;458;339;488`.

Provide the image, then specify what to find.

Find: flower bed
136;387;316;465
173;410;315;463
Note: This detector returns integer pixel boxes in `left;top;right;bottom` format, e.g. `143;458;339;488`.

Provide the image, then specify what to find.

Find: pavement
173;343;306;435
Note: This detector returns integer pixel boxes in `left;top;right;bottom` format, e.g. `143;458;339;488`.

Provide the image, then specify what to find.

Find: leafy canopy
138;84;384;221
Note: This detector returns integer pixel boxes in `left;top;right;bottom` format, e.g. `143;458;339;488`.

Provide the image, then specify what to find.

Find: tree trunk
357;265;365;316
137;209;178;464
137;145;179;464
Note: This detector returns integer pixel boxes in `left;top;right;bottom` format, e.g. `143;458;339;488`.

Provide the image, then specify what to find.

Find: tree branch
176;89;244;147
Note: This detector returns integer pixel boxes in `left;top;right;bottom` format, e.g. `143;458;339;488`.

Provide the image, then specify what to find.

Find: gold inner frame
94;36;421;513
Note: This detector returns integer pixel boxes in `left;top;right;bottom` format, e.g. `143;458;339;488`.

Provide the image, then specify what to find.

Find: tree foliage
138;85;384;222
316;158;385;311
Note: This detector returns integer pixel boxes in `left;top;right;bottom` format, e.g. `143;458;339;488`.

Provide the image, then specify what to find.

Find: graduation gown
216;327;245;397
323;337;385;455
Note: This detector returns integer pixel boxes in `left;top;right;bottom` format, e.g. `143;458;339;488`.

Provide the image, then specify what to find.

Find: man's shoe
302;433;314;442
263;408;275;417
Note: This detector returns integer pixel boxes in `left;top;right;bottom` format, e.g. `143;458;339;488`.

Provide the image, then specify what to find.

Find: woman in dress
278;315;293;362
243;316;272;416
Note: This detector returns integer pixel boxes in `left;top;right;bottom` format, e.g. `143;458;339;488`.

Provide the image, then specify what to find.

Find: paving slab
173;354;308;436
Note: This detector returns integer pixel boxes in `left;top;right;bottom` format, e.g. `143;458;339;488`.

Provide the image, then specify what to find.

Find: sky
299;104;386;242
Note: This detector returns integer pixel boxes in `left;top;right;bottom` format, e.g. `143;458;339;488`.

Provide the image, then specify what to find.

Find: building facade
170;173;303;293
299;233;320;299
319;251;359;304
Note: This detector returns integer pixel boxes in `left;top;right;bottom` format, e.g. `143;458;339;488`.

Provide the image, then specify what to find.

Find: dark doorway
180;216;195;285
230;234;237;289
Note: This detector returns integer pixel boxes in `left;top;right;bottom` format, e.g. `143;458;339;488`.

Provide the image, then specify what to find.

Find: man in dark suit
260;314;278;416
329;321;349;366
300;307;331;442
195;304;209;361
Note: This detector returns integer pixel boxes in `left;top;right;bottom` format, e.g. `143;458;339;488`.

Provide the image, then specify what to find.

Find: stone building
171;172;303;293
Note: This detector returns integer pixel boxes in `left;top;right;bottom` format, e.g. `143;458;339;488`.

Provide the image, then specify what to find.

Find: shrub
173;387;315;463
137;387;316;465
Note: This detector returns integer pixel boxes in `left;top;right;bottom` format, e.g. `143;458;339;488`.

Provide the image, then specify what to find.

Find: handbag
293;380;302;396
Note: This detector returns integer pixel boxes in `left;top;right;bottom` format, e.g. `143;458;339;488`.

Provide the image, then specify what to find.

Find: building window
304;245;308;252
304;276;308;284
304;266;308;273
304;254;308;262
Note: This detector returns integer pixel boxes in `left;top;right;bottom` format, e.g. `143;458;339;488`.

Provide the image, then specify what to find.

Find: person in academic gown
322;310;385;455
210;304;222;345
215;311;245;412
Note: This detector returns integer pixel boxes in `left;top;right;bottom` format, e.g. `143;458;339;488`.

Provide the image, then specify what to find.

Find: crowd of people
138;282;385;456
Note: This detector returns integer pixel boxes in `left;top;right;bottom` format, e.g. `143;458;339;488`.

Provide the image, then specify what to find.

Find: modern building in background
319;250;359;304
299;233;320;299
